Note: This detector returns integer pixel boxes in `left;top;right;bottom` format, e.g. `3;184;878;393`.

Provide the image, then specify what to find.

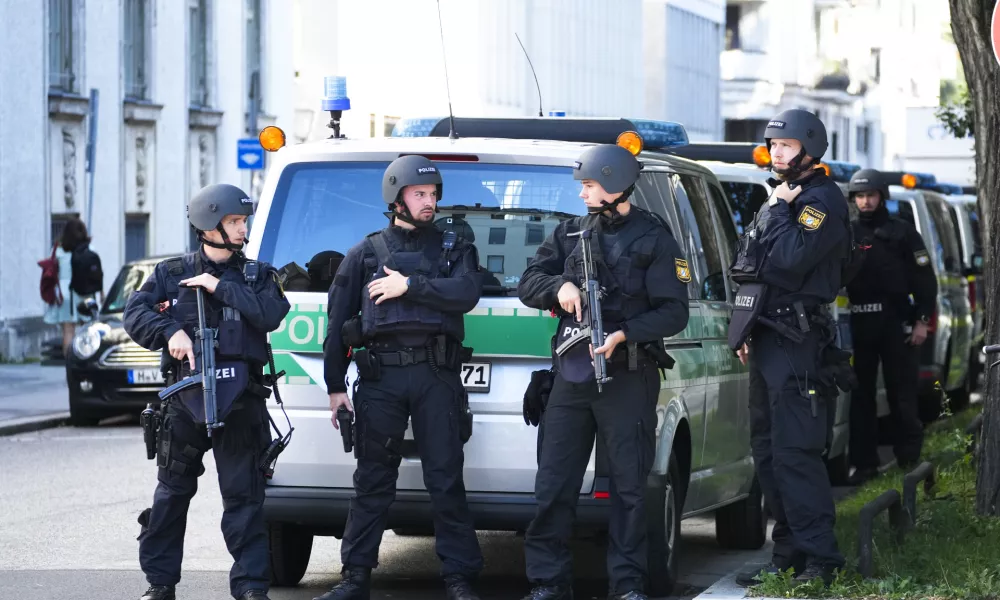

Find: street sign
993;2;1000;67
237;138;264;170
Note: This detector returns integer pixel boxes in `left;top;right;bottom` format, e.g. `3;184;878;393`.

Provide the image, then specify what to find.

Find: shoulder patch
798;205;826;231
164;258;185;276
675;258;692;283
914;250;930;266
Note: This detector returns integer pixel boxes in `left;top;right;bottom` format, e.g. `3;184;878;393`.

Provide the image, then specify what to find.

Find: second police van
247;88;767;596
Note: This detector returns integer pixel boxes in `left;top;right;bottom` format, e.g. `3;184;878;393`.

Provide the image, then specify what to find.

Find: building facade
291;0;723;142
0;0;295;359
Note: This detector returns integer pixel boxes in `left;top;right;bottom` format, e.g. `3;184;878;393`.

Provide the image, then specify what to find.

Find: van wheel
715;475;767;550
268;522;313;587
646;453;684;597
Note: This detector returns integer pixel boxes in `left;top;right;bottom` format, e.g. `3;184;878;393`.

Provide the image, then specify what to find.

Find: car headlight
72;324;107;360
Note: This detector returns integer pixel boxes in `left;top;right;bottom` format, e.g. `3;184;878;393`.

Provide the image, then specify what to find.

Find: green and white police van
248;114;765;595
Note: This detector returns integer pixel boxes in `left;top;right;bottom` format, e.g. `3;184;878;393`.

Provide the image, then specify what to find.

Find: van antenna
515;33;543;117
435;0;458;140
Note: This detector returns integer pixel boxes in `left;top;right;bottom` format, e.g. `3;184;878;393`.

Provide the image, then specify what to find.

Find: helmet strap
587;184;635;219
773;147;817;180
390;199;435;229
197;224;244;252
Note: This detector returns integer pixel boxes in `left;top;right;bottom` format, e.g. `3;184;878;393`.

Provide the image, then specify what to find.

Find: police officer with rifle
124;183;291;600
517;142;689;600
320;155;485;600
729;110;851;587
845;168;937;484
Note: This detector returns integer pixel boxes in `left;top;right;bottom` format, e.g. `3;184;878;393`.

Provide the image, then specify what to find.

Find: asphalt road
0;420;772;600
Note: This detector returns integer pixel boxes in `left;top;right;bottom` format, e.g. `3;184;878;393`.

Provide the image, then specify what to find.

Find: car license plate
128;369;163;384
460;362;491;393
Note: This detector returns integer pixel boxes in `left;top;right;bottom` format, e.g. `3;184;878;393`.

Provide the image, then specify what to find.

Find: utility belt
353;335;472;381
606;340;676;372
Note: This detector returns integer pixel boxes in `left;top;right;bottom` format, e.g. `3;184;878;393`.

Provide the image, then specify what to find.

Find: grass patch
750;405;1000;599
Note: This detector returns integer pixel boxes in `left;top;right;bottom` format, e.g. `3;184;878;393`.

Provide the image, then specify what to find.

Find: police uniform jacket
518;207;689;343
847;204;937;321
758;170;850;310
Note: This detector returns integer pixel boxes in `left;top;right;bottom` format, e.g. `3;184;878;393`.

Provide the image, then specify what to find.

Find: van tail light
593;491;610;499
927;311;937;333
968;279;977;313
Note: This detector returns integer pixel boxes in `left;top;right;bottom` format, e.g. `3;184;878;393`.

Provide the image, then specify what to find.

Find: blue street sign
237;138;264;170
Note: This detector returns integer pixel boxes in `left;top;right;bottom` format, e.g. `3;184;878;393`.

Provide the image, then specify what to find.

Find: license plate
460;362;491;393
128;369;163;384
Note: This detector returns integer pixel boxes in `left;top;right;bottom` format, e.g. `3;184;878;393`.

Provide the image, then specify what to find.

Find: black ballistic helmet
848;168;890;200
573;144;641;194
381;155;444;205
187;183;254;231
764;109;829;161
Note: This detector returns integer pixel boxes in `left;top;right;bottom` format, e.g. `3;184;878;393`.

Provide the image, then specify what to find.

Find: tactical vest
562;213;661;328
160;252;271;423
727;207;773;349
359;229;463;342
162;253;270;367
847;217;910;305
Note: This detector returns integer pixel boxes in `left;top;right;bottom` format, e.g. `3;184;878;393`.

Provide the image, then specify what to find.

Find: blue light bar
392;117;445;137
548;110;566;117
931;182;964;195
628;119;689;149
389;116;689;150
322;76;351;112
822;160;861;183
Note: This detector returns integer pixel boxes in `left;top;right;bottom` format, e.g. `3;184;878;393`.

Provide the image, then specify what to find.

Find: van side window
673;174;726;301
632;173;696;299
706;183;738;291
719;181;770;235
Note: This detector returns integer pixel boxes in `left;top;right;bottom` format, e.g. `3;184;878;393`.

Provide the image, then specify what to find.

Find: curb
0;412;71;437
692;562;816;600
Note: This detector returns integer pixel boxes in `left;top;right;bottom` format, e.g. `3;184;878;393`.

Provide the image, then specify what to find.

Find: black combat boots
313;567;371;600
444;574;481;600
520;585;574;600
139;585;175;600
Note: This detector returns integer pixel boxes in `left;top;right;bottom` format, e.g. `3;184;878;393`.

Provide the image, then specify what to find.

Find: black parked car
66;255;178;425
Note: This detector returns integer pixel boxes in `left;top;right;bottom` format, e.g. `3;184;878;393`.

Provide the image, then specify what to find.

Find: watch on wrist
918;315;930;325
405;276;411;289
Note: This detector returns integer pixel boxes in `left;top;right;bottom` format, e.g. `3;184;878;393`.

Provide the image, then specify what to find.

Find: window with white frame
246;0;263;120
124;0;150;100
48;0;78;93
189;0;210;107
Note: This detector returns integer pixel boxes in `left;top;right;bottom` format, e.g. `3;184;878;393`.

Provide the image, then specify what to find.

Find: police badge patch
914;250;930;266
798;205;826;231
675;259;691;283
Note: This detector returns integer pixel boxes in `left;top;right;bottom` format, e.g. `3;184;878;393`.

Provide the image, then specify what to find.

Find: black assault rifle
157;286;223;437
556;229;612;392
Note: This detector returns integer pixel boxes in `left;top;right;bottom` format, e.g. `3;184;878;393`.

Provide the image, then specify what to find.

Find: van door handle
663;341;703;350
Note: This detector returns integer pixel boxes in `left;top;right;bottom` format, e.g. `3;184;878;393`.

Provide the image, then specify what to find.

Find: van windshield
257;162;583;295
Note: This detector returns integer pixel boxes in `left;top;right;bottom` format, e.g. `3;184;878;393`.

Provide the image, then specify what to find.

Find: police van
663;143;857;484
247;110;765;595
880;172;975;420
944;192;984;394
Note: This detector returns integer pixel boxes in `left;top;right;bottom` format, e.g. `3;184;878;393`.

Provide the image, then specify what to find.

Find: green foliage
749;408;996;600
936;84;975;140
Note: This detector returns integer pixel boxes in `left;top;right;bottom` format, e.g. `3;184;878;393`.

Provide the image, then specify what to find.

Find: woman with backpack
43;218;103;356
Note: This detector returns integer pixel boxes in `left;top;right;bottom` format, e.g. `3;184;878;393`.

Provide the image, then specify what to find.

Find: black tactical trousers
139;398;272;598
748;327;845;569
340;362;483;578
524;363;660;594
849;312;923;469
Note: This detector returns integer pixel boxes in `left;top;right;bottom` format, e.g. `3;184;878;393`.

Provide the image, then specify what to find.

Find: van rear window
258;162;582;295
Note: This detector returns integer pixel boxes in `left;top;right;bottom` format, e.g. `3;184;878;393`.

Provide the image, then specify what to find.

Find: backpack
38;245;63;306
70;245;104;296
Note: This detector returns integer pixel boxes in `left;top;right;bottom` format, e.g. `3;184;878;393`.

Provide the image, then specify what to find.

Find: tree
948;0;1000;516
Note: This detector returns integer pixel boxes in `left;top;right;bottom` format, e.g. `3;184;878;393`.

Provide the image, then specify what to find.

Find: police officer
123;184;291;600
319;155;485;600
517;143;689;600
845;169;937;484
729;110;849;587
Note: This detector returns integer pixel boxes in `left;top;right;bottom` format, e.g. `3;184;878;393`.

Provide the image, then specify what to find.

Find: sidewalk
0;363;70;434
